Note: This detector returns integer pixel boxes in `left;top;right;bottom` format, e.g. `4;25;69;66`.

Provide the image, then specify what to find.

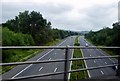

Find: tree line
85;22;120;55
2;11;78;46
85;22;120;46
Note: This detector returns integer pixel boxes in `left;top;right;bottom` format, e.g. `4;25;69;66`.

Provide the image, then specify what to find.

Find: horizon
1;0;119;31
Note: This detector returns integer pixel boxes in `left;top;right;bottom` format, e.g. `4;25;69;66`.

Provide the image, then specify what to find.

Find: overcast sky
1;0;119;31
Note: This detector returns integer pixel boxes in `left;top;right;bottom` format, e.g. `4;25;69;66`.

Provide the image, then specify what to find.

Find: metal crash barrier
0;46;120;81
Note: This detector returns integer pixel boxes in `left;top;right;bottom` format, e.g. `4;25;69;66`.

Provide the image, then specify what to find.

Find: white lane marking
105;62;107;64
54;68;57;72
101;70;104;75
97;49;116;63
90;55;91;56
68;49;74;79
12;38;68;78
37;49;54;61
12;64;33;78
58;39;67;46
49;58;51;60
55;53;56;55
12;49;54;78
39;67;43;71
94;60;96;63
78;38;91;78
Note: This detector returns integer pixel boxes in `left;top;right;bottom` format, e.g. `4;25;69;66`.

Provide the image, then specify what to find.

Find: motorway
2;36;75;80
2;36;118;80
79;36;118;78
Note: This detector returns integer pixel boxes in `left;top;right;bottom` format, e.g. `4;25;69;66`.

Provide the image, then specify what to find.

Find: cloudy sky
1;0;119;31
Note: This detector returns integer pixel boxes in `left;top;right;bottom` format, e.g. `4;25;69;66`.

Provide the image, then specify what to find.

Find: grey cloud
82;4;118;30
2;2;73;22
1;1;118;31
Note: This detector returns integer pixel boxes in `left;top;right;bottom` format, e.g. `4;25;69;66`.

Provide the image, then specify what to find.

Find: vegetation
1;10;79;74
85;22;120;55
2;10;79;46
2;27;35;46
2;10;79;63
70;36;88;80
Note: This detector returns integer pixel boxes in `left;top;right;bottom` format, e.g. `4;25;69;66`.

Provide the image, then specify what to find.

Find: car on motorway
85;43;88;47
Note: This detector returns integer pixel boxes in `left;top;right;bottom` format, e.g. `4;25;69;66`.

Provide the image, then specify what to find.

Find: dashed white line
55;53;56;55
11;38;67;78
105;62;107;64
39;67;43;71
90;55;91;56
101;70;104;75
49;58;51;60
54;68;57;72
37;49;54;61
94;60;96;63
12;49;54;78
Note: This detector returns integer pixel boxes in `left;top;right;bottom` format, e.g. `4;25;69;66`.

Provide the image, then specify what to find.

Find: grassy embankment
70;36;88;81
85;37;117;56
1;35;62;75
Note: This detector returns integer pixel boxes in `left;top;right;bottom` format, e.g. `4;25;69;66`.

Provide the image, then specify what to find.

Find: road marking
58;39;67;46
55;53;56;55
12;39;68;78
37;49;54;61
12;64;33;78
101;70;104;75
49;58;51;60
54;68;57;72
12;49;54;78
68;49;74;80
97;49;116;63
94;60;96;63
105;62;107;64
78;38;91;78
90;54;91;56
39;67;43;71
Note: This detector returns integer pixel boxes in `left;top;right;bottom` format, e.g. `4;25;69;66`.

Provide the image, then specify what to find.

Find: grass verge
85;37;118;56
1;39;62;75
70;36;88;81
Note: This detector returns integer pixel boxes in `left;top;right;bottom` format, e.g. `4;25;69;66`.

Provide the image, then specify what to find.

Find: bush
2;27;35;46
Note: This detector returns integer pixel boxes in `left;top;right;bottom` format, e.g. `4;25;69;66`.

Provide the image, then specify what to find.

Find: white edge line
12;38;68;78
39;67;43;71
37;49;54;61
12;64;33;78
97;49;116;63
68;48;74;80
54;68;57;72
80;49;91;78
49;58;51;60
78;37;91;78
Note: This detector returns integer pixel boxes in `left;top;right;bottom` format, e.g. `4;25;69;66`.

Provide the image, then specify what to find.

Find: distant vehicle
85;43;88;47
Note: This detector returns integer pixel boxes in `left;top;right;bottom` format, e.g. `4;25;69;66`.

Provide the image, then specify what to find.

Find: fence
1;46;120;81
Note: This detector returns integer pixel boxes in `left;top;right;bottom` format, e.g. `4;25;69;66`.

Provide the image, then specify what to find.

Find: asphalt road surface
2;36;75;80
78;36;118;78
